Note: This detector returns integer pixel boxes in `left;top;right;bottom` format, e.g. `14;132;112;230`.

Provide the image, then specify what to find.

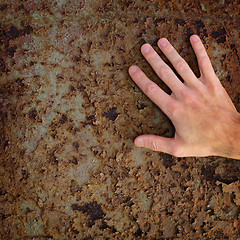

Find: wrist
222;111;240;160
212;111;240;160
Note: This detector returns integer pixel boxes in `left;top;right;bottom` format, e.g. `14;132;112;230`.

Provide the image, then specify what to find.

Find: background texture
0;0;240;239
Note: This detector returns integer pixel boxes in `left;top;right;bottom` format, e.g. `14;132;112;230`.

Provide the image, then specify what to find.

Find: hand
129;35;240;159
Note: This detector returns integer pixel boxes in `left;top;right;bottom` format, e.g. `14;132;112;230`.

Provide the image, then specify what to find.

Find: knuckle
181;89;197;103
150;141;158;151
165;44;173;54
157;66;167;76
170;145;183;157
145;82;158;96
175;59;187;72
169;101;182;117
196;44;205;52
199;56;210;68
145;50;158;60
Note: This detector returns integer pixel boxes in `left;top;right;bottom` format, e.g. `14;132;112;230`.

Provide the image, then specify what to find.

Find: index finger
129;65;174;116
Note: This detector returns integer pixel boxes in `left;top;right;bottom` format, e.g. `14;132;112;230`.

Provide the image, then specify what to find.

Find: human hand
129;35;240;159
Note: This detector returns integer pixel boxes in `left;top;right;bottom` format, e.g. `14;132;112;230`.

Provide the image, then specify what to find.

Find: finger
158;38;199;88
190;35;216;80
134;135;176;155
129;65;174;116
141;43;185;97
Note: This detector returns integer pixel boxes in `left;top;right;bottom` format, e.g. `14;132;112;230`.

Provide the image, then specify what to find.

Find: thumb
134;135;176;155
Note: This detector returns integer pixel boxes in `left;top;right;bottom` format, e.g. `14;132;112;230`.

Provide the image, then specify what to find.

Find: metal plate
1;0;240;239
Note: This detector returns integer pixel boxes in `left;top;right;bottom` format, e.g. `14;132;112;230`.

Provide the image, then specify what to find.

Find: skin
129;35;240;160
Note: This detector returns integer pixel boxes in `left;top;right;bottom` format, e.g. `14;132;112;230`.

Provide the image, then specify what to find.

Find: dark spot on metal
196;20;207;36
162;153;174;169
139;38;146;45
175;19;186;26
49;154;58;165
7;25;33;40
186;28;194;38
4;140;9;149
87;115;94;120
226;75;232;83
132;17;138;23
153;38;159;47
59;114;67;124
19;4;28;11
1;214;9;220
83;237;93;240
70;180;82;193
103;107;118;121
217;36;226;43
75;56;81;62
166;209;173;216
134;228;143;237
0;29;7;41
119;47;125;52
196;20;205;29
0;4;7;11
154;18;165;25
28;109;37;120
71;157;78;165
16;78;23;83
211;27;226;39
207;207;214;216
99;221;109;230
72;141;79;149
6;45;17;57
0;190;7;196
30;61;35;66
137;103;147;110
77;84;86;90
180;161;189;169
215;175;238;185
72;229;79;234
20;169;29;181
72;201;105;227
124;196;134;206
137;29;146;38
70;85;75;91
0;57;8;73
201;164;215;182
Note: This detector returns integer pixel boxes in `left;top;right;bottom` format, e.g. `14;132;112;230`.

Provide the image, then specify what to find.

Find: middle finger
158;38;200;88
141;43;186;98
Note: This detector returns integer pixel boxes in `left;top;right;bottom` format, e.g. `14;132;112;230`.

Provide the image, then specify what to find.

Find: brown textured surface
0;0;240;239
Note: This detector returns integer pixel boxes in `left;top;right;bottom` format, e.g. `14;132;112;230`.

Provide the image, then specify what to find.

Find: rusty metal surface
0;0;240;239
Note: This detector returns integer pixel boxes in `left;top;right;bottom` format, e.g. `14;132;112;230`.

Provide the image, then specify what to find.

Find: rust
0;0;240;239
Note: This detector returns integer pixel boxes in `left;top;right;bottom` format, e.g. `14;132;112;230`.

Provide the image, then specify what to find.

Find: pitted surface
0;0;240;239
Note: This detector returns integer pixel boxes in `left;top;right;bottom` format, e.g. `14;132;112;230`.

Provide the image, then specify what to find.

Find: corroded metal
0;0;240;239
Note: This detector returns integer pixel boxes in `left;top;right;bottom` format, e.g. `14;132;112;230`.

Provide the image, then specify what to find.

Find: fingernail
129;66;138;74
142;44;151;53
191;35;199;42
135;138;144;147
159;39;168;47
